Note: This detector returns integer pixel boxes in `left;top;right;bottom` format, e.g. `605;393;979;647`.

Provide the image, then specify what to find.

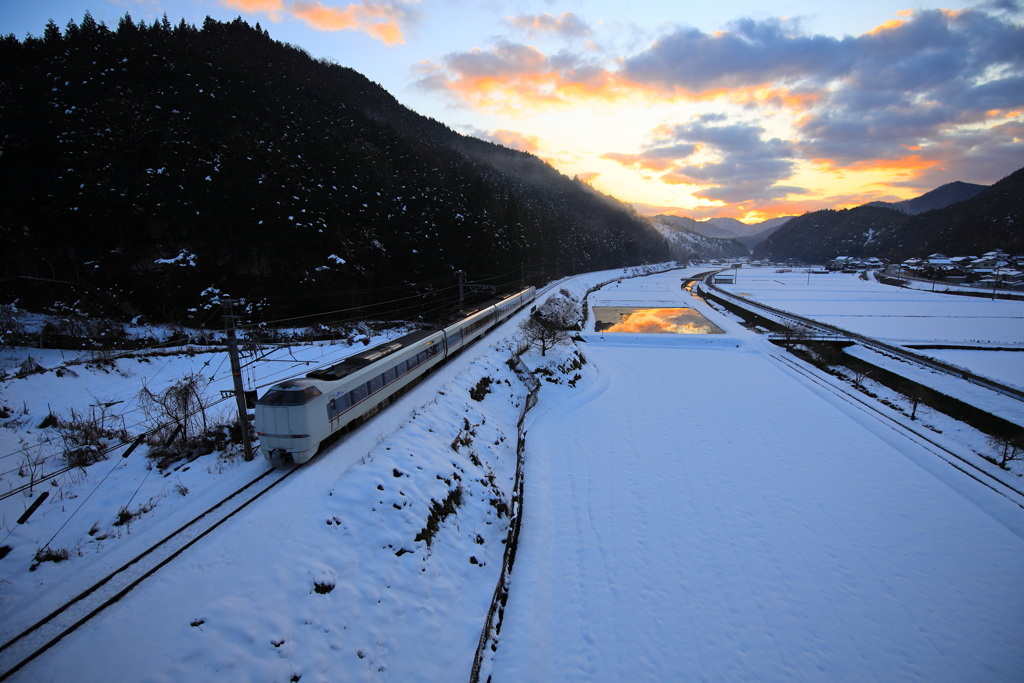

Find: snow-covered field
915;348;1024;392
722;268;1024;387
0;267;643;681
2;264;1023;682
492;271;1024;682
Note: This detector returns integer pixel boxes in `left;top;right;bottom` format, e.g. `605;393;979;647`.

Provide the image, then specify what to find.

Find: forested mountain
650;217;749;261
753;206;907;263
865;181;986;215
754;167;1023;263
0;14;668;325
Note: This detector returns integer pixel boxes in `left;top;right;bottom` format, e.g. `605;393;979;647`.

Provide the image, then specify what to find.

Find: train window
383;367;396;385
394;361;407;377
417;351;428;364
368;376;383;394
337;393;352;412
257;386;323;405
350;384;368;404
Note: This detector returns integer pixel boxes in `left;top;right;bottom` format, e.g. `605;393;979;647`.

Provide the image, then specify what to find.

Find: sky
2;1;1023;222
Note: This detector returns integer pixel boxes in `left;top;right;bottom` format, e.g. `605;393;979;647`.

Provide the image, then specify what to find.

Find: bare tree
518;316;567;357
986;431;1024;469
0;304;25;351
518;292;581;356
899;381;932;421
18;440;47;494
779;322;811;348
138;373;211;442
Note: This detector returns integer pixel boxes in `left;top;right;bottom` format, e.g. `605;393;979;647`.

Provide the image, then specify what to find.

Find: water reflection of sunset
594;307;724;334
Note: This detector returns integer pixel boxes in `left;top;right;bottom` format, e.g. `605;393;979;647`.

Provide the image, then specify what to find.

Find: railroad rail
0;466;297;681
698;277;1024;404
764;343;1024;510
0;265;685;681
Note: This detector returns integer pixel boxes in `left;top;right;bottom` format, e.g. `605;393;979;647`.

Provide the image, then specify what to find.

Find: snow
2;265;1023;682
915;348;1024;392
839;344;1024;428
153;250;197;267
720;269;1024;389
490;271;1024;682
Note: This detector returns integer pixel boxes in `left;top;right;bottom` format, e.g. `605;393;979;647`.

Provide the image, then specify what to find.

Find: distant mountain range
651;214;794;252
650;217;749;261
754;168;1023;263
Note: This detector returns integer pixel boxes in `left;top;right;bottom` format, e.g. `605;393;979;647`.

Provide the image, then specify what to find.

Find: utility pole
456;270;466;307
222;300;254;462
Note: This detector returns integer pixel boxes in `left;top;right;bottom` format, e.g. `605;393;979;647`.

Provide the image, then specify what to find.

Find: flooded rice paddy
594;307;724;334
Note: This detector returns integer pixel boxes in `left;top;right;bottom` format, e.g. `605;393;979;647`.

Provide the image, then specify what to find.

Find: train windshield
257;386;323;405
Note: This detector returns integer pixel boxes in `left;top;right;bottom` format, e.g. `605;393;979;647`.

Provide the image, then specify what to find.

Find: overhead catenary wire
1;274;535;505
239;282;464;330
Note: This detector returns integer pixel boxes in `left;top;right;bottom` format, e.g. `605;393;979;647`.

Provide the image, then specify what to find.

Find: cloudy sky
3;1;1022;222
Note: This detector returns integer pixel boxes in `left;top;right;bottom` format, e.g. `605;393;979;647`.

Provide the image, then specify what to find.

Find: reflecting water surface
594;307;724;334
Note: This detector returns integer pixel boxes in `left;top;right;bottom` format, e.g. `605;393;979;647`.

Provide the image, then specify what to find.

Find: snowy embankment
490;270;1024;682
843;344;1024;428
916;348;1024;392
721;268;1024;386
6;263;1022;681
0;266;660;681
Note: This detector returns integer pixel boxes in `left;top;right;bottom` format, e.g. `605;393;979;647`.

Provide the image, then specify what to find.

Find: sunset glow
594;307;725;334
9;1;1019;223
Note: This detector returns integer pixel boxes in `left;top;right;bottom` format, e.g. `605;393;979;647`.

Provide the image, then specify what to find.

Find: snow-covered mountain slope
651;219;749;260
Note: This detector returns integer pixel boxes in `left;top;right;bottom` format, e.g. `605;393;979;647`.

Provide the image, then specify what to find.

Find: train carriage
255;286;535;466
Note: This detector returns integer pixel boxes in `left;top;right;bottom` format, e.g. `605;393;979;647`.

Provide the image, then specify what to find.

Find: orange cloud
421;43;825;115
814;155;939;177
291;1;405;44
434;67;819;115
576;172;600;183
600;152;675;172
712;190;899;221
864;19;905;35
491;129;541;153
220;0;411;45
223;0;285;15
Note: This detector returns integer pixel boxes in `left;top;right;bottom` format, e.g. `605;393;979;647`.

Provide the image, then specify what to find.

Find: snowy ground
490;271;1024;682
722;267;1024;387
914;348;1024;392
2;264;1023;682
0;266;654;682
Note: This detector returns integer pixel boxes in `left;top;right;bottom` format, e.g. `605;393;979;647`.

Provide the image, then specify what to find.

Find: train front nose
255;405;313;458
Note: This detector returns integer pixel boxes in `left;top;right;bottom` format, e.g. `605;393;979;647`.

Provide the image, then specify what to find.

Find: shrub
313;580;335;594
987;431;1024;469
469;376;493;401
30;545;70;570
56;406;127;469
415;485;464;546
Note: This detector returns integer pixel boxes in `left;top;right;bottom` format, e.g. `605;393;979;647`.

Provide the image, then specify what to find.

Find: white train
255;286;536;466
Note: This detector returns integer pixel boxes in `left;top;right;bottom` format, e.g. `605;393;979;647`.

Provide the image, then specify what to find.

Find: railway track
763;342;1024;511
699;277;1024;403
0;266;678;681
0;465;297;681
